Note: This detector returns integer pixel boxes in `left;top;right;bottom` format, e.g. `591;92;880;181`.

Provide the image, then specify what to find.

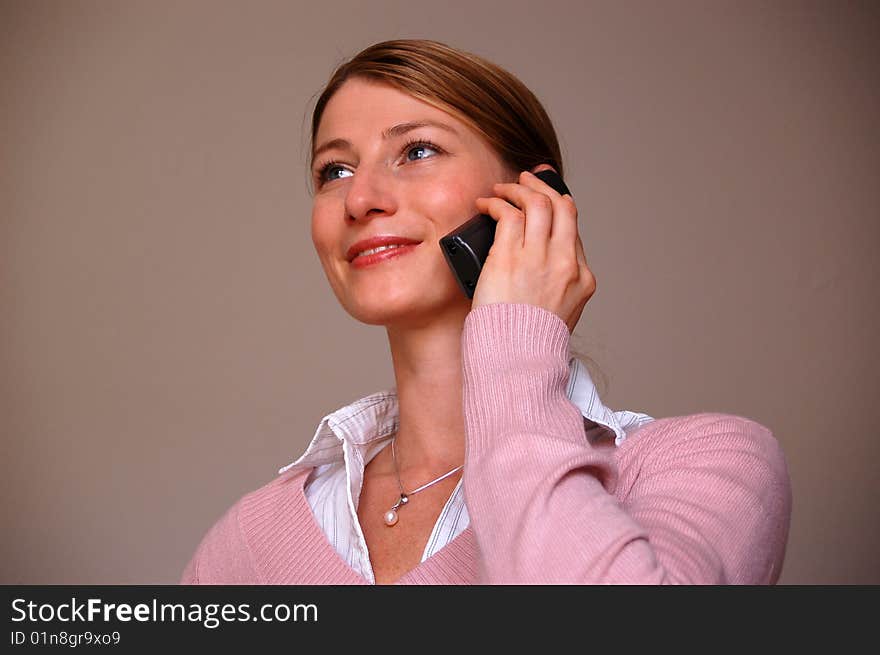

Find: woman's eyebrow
313;120;459;160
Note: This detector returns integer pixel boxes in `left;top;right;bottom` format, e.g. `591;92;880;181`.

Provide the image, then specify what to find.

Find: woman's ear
530;163;558;176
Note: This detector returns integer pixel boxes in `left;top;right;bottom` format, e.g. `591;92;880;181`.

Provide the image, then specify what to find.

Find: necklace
383;438;463;527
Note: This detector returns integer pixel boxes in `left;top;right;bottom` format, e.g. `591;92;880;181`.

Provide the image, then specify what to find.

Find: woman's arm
460;302;792;584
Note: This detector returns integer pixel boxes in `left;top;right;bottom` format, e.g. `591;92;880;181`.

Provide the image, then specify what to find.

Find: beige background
2;0;878;584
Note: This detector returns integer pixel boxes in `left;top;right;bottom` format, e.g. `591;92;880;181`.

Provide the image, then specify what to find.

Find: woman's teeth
357;244;403;257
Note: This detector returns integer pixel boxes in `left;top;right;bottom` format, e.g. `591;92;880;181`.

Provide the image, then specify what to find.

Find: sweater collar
278;356;653;475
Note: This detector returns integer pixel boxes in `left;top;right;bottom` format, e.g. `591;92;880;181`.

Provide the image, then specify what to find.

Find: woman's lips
350;243;420;269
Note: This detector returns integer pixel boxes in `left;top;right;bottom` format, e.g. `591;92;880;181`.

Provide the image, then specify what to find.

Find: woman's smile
349;242;421;269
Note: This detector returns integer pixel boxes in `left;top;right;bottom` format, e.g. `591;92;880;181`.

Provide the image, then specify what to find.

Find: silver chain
391;437;463;498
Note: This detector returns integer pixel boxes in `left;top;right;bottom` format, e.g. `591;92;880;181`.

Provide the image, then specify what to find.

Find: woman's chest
356;476;460;584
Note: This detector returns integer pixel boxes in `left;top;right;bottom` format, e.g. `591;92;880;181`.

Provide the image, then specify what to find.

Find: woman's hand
470;166;596;334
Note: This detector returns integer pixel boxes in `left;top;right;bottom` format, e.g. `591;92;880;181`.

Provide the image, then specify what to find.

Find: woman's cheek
310;203;340;257
420;183;473;231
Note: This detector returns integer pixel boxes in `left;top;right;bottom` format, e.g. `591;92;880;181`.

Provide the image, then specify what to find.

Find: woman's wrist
462;302;571;367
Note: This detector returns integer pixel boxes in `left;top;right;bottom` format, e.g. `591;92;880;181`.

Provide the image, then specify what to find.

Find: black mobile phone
439;169;572;299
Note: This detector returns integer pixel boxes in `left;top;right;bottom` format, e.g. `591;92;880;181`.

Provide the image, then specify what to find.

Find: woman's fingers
471;170;594;333
552;194;580;263
474;196;524;255
492;176;554;257
490;172;580;272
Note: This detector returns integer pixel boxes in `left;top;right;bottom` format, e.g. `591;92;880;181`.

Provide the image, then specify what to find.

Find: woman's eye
317;141;440;187
405;143;439;161
325;166;352;182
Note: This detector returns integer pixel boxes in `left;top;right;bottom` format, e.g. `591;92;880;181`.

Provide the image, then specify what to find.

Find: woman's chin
346;301;431;327
343;289;468;327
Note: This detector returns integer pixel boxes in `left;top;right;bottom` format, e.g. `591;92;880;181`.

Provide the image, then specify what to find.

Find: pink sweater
181;303;792;584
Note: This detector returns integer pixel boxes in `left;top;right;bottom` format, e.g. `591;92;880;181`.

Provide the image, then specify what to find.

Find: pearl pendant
383;494;408;527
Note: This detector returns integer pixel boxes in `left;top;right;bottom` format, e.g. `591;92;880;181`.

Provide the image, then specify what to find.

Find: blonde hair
306;39;607;394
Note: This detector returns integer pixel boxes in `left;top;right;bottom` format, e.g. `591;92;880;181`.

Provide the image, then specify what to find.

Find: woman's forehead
316;79;469;143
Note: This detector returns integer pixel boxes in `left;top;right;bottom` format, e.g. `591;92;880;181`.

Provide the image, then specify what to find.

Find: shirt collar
278;356;650;475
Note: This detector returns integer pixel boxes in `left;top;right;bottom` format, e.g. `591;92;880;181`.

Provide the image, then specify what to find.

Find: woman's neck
385;310;469;476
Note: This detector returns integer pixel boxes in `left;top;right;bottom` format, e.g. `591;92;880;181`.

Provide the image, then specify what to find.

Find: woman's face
310;77;516;327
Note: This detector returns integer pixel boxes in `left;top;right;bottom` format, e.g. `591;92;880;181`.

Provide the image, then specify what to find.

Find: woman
180;39;792;585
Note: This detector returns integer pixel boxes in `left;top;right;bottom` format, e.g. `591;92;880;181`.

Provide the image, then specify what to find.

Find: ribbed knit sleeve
460;303;792;584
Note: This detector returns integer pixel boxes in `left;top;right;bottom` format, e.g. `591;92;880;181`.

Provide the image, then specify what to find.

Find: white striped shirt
278;357;655;584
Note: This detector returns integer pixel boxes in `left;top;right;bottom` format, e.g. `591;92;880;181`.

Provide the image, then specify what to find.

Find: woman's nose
343;161;398;222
